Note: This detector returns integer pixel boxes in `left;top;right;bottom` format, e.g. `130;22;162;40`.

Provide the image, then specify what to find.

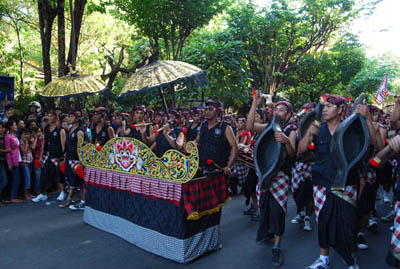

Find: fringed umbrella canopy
118;60;208;98
40;73;108;98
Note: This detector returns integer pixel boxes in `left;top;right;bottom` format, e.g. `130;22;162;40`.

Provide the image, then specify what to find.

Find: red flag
374;74;389;105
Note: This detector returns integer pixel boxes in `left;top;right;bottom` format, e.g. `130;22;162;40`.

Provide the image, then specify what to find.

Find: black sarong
318;192;357;266
256;191;285;243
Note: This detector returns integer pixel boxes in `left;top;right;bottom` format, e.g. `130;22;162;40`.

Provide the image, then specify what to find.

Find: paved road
0;192;393;269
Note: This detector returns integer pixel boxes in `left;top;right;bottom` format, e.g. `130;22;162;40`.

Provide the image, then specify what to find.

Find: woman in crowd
0;122;9;205
19;128;34;200
5;118;22;203
31;126;44;196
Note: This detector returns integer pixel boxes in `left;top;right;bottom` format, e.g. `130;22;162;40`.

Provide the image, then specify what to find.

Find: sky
253;0;400;57
351;0;400;57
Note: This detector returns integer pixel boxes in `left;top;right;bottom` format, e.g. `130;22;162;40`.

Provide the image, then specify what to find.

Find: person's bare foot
10;199;23;203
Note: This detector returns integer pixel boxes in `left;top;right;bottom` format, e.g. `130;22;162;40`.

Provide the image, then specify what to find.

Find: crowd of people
1;93;400;268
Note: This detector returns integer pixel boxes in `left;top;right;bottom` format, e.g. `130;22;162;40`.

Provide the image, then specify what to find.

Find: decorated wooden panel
77;136;199;183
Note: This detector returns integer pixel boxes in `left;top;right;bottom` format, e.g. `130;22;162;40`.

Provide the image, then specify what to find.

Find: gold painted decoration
77;136;199;183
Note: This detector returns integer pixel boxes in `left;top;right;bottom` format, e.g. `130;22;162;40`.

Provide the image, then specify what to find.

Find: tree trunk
38;0;57;85
66;0;87;70
13;19;24;96
57;0;66;77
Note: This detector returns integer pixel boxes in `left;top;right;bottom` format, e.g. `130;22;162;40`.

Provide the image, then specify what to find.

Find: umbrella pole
159;87;170;120
77;97;82;111
159;87;176;139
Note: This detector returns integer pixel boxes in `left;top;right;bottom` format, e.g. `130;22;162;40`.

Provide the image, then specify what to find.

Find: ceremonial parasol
118;53;208;114
39;68;108;99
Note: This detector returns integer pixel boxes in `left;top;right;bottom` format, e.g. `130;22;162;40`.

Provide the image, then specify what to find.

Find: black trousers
39;160;62;194
358;182;377;217
293;179;313;214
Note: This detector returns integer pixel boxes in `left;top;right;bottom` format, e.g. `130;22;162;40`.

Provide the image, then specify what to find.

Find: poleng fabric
291;161;313;193
231;161;249;185
269;171;290;212
313;185;327;222
313;185;357;222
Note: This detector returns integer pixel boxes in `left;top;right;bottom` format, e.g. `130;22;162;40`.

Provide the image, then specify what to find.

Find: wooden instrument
237;144;255;169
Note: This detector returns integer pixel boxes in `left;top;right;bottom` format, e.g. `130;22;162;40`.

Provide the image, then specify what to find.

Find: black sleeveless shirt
155;128;182;158
44;125;63;159
199;121;231;168
187;123;201;141
66;127;82;161
92;124;110;146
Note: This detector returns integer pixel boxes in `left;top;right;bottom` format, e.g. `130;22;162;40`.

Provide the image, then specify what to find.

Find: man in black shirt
32;111;66;203
60;111;84;209
196;100;238;176
247;91;297;267
299;94;375;269
92;107;115;147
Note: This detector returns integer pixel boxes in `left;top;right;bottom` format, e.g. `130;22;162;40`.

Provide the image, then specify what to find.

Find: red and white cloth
256;183;261;207
231;161;250;184
291;161;313;193
84;167;182;205
313;184;357;221
391;201;400;255
68;160;79;167
270;171;290;212
343;185;357;201
359;168;376;184
366;169;376;184
392;159;398;180
42;153;60;167
313;185;327;221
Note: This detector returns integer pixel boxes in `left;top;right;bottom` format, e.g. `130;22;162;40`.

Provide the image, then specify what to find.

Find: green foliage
282;34;366;108
109;0;229;60
182;29;250;108
226;0;369;95
349;53;400;102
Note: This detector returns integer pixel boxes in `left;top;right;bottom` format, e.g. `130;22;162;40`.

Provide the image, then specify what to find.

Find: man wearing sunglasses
247;91;297;267
196;99;238;176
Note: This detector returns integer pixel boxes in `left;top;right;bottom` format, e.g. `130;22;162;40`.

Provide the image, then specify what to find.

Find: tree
38;0;59;85
349;53;400;101
111;0;229;61
182;29;251;108
282;34;366;108
227;0;371;96
67;0;87;72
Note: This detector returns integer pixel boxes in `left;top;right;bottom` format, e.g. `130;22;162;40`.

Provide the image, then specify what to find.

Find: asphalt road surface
0;192;394;269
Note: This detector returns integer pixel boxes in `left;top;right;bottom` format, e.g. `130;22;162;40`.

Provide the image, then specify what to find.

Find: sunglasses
205;106;216;111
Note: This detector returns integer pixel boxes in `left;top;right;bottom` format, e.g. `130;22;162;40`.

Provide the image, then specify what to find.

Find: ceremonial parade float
77;136;230;263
